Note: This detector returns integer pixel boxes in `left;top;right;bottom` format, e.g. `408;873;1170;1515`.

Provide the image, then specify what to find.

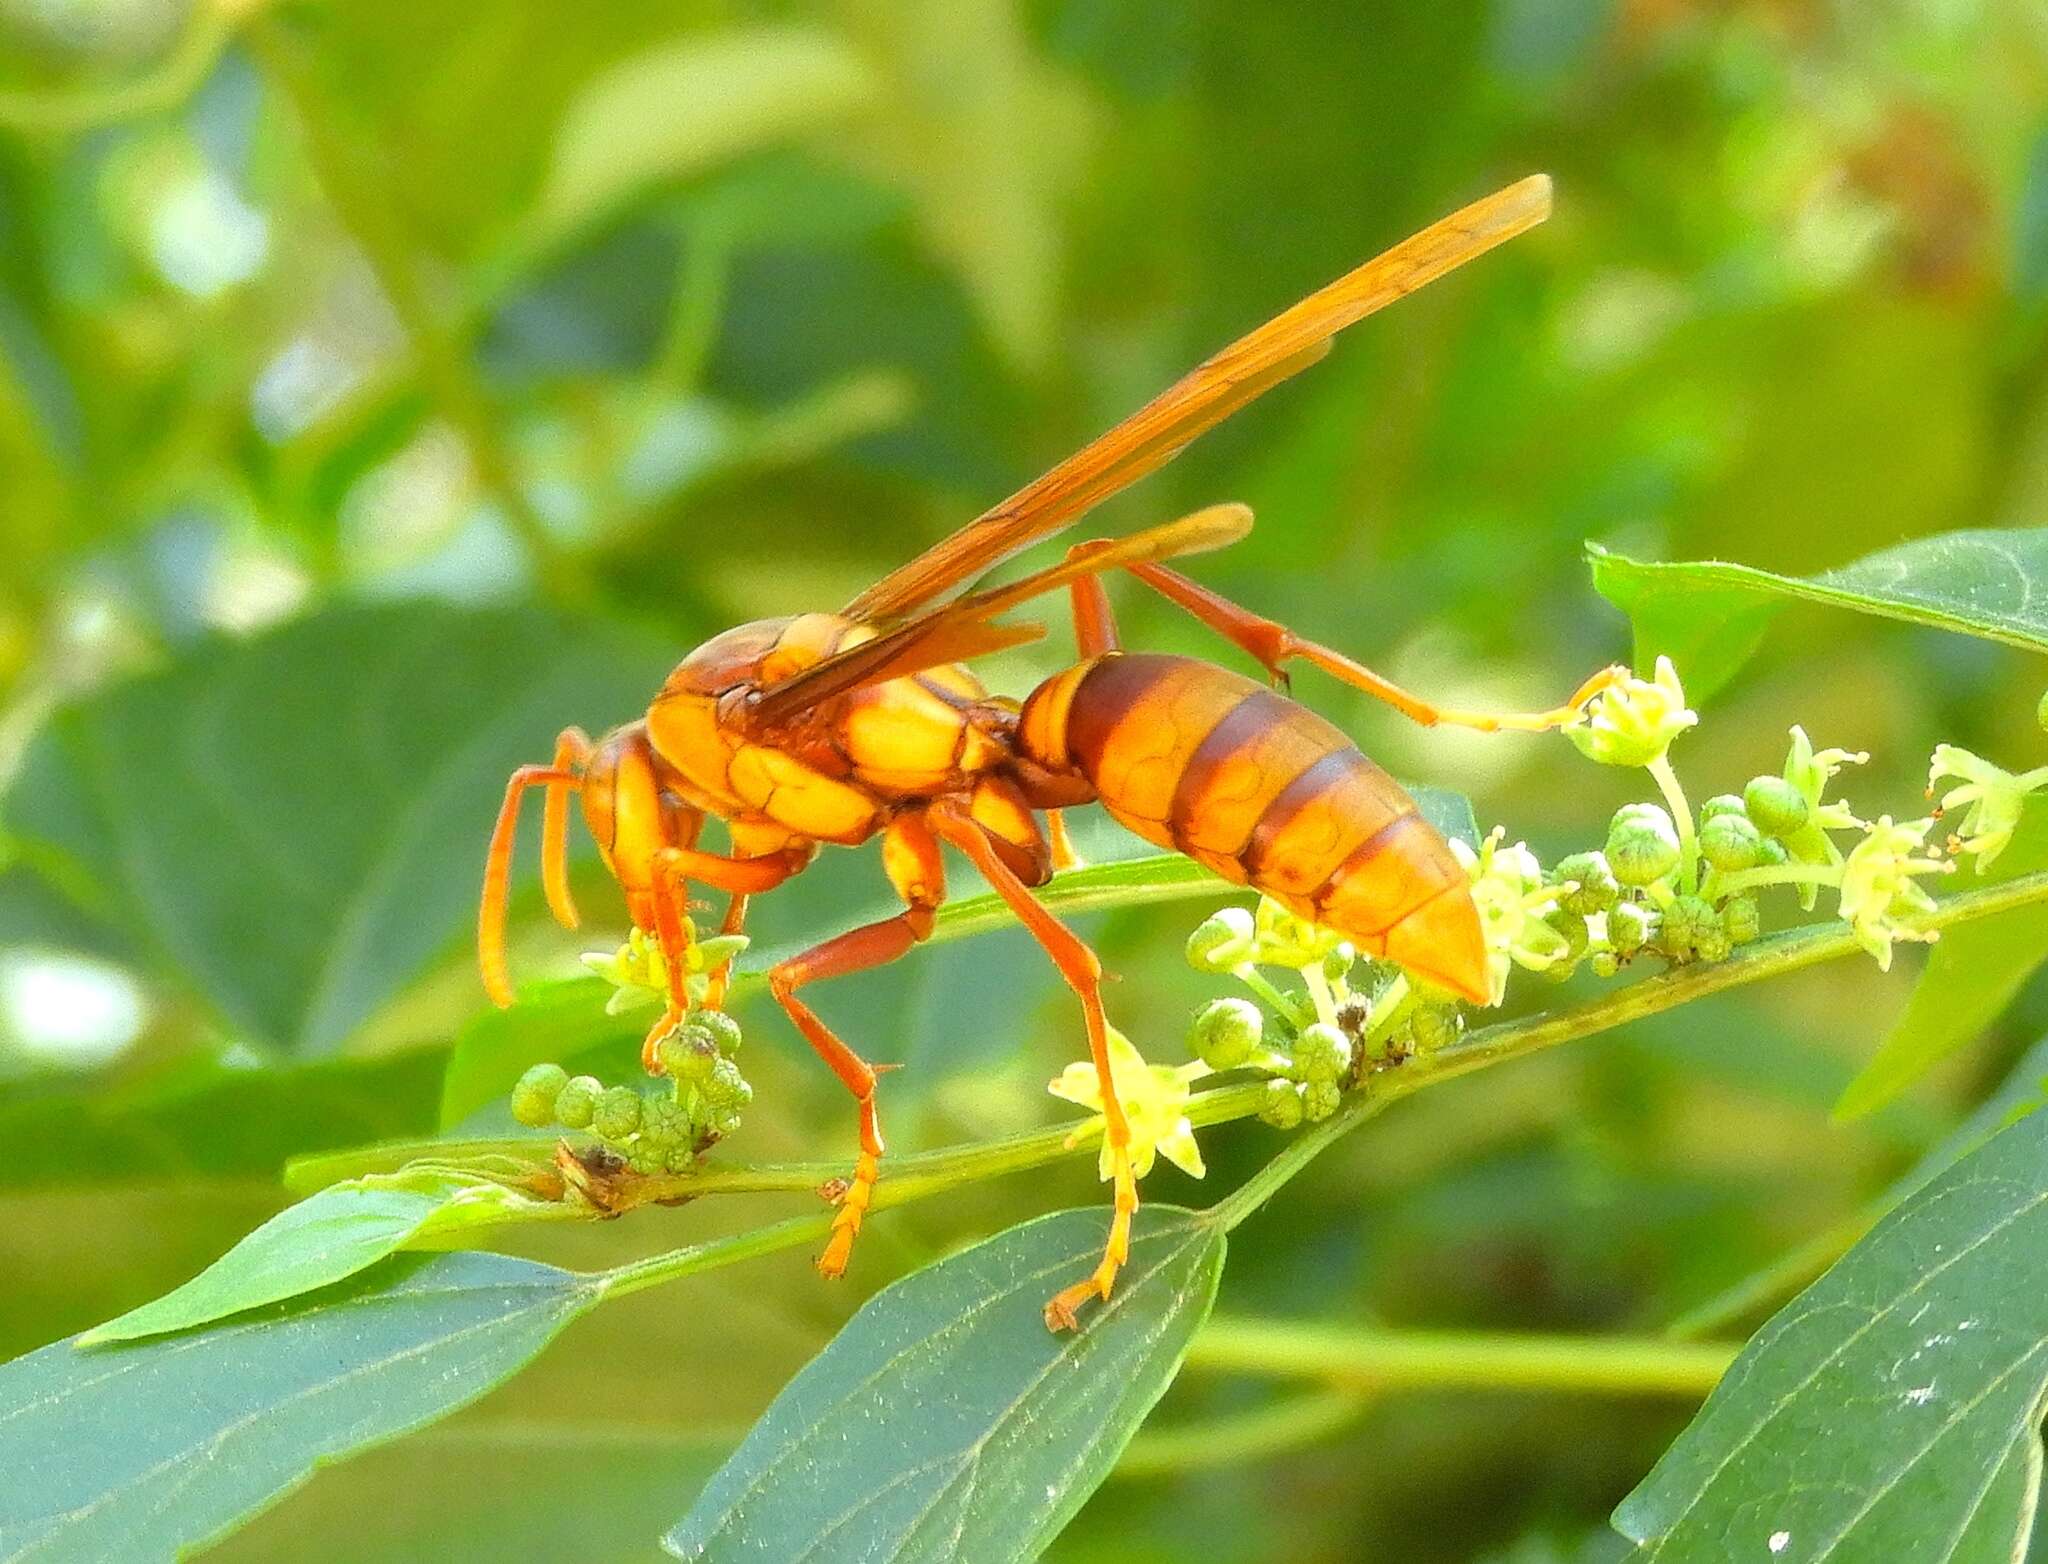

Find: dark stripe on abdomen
1165;688;1317;853
1239;747;1414;898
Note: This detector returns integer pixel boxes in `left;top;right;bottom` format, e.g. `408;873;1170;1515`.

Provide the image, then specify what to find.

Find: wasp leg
768;815;946;1280
702;892;750;1010
1061;540;1122;657
1123;560;1626;733
479;757;585;1009
643;846;807;1070
539;728;593;928
927;798;1133;1332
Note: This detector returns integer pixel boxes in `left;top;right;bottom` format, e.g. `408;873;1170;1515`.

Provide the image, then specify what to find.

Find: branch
589;867;2048;1297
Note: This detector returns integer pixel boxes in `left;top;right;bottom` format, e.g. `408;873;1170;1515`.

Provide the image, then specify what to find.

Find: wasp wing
839;174;1552;623
747;505;1253;724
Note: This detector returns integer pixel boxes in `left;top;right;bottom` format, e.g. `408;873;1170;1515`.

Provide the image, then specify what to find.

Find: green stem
653;224;730;396
1112;1390;1369;1478
409;868;2048;1307
1207;867;2048;1235
1665;1208;1877;1341
1715;862;1844;896
1186;1317;1737;1398
292;1079;1274;1198
733;856;1228;990
246;20;591;609
1235;966;1307;1025
1647;755;1698;895
1298;962;1340;1026
1207;1088;1385;1232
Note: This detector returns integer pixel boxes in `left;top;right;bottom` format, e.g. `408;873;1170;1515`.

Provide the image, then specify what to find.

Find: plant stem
1186;1317;1737;1398
1208;867;2048;1232
246;19;592;609
442;869;2048;1314
1647;755;1699;894
1665;1208;1877;1341
730;856;1230;993
1716;862;1844;896
1112;1390;1369;1478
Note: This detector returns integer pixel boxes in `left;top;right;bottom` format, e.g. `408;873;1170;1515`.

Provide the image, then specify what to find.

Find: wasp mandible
478;175;1622;1331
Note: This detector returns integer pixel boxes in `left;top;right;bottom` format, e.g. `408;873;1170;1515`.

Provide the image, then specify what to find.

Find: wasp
478;175;1620;1331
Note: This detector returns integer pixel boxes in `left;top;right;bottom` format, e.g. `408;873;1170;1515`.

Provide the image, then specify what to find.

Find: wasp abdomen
1018;652;1486;1001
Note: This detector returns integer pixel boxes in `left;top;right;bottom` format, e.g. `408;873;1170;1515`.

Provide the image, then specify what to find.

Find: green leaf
1613;1108;2048;1562
77;1171;567;1345
666;1205;1226;1562
0;1252;599;1563
529;27;878;255
1588;528;2048;700
0;1046;445;1189
2;603;671;1053
1836;810;2048;1121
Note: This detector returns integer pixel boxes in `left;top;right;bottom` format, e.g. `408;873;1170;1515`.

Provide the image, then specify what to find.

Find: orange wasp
478;175;1619;1330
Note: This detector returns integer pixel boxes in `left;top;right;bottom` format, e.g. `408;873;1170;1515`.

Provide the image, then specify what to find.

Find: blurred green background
3;0;2048;1559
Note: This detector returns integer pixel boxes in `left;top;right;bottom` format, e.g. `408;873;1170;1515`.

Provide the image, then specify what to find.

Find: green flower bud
1552;851;1619;915
1301;1079;1343;1122
1189;997;1264;1070
656;1026;721;1084
1607;803;1681;886
1698;810;1764;873
1590;949;1621;979
665;1144;701;1174
1408;1004;1459;1053
1699;794;1747;823
627;1149;664;1176
1253;897;1343;968
593;1085;643;1141
554;1075;603;1131
703;1056;753;1112
1322;944;1356;984
1744;774;1811;838
1694;923;1733;963
1545;910;1591;962
1258;1078;1306;1129
1607;899;1653;955
1754;835;1790;867
510;1062;569;1128
694;1009;744;1056
1563;656;1696;768
1722;892;1761;945
1291;1022;1352;1086
1659;894;1718;959
1186;906;1257;973
638;1094;692;1149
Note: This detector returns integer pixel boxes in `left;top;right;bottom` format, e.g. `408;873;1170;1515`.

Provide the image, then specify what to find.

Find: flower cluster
1547;655;2000;974
510;1006;751;1175
1084;656;2048;1174
580;921;749;1015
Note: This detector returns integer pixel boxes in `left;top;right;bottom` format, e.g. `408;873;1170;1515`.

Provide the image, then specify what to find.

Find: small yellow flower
1565;655;1698;768
1451;829;1569;1006
581;924;749;1014
1778;725;1870;909
1049;1029;1210;1180
1927;745;2048;871
1838;816;1952;970
582;926;669;1014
